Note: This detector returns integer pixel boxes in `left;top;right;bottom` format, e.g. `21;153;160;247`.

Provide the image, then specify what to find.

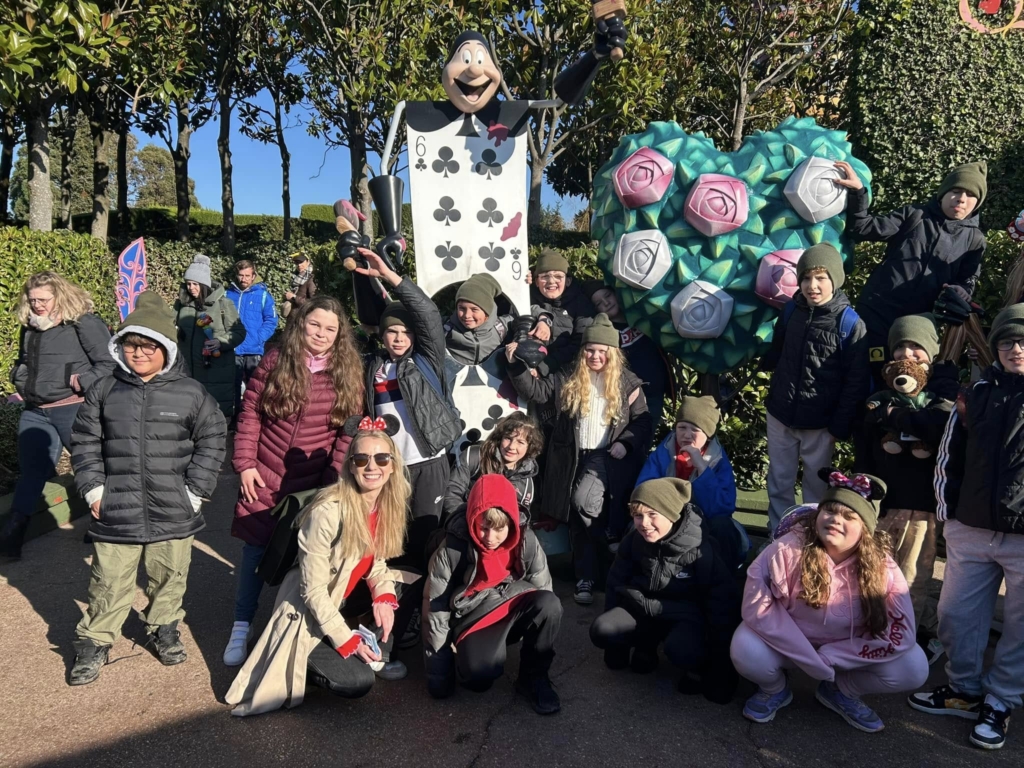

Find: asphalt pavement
1;460;1019;768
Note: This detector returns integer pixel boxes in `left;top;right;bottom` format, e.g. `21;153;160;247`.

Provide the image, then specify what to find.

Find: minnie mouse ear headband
343;415;401;438
817;468;887;534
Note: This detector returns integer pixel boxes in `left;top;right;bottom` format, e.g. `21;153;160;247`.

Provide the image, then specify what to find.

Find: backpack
781;300;860;351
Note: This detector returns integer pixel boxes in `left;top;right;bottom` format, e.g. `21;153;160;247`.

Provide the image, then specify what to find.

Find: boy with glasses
911;305;1024;749
68;292;226;685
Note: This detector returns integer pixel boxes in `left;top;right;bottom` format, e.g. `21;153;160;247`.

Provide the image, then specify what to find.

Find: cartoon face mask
442;33;502;114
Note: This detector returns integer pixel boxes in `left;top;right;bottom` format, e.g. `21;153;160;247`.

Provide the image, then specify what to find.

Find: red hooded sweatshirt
464;474;521;596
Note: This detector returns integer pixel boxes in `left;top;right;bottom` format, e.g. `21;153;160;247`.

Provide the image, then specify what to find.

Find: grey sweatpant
766;414;834;532
938;519;1024;710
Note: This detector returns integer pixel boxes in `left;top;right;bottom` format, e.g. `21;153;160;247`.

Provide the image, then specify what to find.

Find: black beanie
447;30;489;63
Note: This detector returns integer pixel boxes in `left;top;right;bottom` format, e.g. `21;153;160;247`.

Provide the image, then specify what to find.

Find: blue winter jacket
636;433;737;519
226;281;277;356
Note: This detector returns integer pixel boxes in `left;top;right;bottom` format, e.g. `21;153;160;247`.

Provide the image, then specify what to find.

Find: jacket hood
656;504;704;557
445;313;505;365
530;278;583;310
179;281;227;307
465;474;521;554
108;326;182;381
925;197;983;230
793;288;851;316
230;279;267;294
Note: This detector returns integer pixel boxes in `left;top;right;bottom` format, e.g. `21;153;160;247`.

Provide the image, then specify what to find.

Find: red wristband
336;636;361;658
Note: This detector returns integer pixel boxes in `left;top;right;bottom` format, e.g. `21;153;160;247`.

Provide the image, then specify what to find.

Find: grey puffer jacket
12;313;115;405
761;291;870;439
363;278;461;457
444;313;515;366
70;328;227;544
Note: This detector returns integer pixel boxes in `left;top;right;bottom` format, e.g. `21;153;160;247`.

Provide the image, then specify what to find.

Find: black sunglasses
350;453;393;468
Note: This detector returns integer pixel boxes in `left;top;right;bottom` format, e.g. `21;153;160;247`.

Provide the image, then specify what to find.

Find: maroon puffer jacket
231;349;360;545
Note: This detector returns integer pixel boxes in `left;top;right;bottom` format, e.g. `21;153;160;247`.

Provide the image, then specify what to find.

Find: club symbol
432;146;459;178
480;243;506;272
481;404;505;431
474;149;503;180
433;197;461;227
477;198;504;228
435;241;463;272
415;158;427;171
511;248;522;260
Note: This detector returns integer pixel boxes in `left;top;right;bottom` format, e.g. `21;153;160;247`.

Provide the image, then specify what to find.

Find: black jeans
455;590;562;690
590;606;707;670
233;354;263;421
569;449;608;583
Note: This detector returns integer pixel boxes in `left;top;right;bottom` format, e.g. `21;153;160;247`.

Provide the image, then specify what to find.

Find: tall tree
134;142;200;209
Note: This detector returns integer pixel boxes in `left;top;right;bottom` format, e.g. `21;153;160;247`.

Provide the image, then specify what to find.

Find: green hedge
300;204;334;223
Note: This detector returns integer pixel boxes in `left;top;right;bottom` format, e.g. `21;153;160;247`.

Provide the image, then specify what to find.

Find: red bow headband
358;416;388;432
828;471;872;500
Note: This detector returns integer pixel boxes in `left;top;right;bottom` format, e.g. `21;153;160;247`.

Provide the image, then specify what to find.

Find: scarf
674;438;707;482
343;508;379;599
445;314;505;365
466;539;516;597
291;266;313;290
28;314;58;331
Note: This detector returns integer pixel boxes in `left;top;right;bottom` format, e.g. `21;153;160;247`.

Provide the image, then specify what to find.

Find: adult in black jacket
1;271;116;560
590;478;740;703
68;291;226;686
915;305;1024;749
835;160;987;385
355;249;461;572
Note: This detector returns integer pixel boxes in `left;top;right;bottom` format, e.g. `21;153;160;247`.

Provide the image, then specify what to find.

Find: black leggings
455;590;562;690
304;576;418;699
395;455;450;571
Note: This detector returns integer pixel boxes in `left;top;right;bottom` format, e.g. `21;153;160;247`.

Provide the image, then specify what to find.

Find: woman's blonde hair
795;502;893;636
17;271;95;326
298;431;411;562
560;345;625;424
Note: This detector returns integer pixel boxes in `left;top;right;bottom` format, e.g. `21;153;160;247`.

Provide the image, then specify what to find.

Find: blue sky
143;90;588;221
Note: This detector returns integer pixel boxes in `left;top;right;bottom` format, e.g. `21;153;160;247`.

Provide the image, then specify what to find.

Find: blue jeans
234;542;267;623
10;403;81;523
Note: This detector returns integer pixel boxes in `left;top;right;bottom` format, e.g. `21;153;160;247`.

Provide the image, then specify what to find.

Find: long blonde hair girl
17;271;95;326
794;503;893;636
298;430;411;562
560;345;626;424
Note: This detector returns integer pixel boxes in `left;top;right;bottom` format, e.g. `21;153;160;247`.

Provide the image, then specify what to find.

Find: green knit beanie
534;248;570;275
888;313;940;361
818;469;887;535
456;274;501;316
379;301;413;332
989;303;1024;359
117;291;177;343
937;161;987;208
582;313;620;348
630;478;692;523
674;395;721;438
796;243;845;289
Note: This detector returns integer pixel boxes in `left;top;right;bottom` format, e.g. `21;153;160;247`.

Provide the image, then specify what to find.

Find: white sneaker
223;621;252;666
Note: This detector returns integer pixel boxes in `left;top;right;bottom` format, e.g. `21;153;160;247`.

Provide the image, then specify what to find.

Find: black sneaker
970;703;1010;750
69;640;110;686
398;608;421;650
630;647;659;674
574;580;594;605
908;684;982;720
515;673;561;715
603;646;630;670
147;621;187;666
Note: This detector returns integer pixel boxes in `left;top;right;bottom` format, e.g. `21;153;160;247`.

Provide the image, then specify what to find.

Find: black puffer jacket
848;188;986;342
71;333;227;544
12;314;115;405
935;364;1024;533
530;280;595;375
443;444;537;522
509;361;651;522
762;291;870;439
363;278;461;457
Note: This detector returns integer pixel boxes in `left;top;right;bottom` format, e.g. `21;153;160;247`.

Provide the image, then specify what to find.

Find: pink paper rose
755;249;804;309
613;148;674;209
684;174;749;237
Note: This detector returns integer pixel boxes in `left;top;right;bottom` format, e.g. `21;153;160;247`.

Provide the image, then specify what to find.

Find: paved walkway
0;465;1019;767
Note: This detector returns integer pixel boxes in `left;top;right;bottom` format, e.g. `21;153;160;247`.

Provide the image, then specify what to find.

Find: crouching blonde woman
226;415;411;715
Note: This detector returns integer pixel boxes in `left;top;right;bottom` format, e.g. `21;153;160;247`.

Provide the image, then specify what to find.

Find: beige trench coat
225;498;397;716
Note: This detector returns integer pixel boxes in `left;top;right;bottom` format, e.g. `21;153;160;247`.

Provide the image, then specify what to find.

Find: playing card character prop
590;116;872;374
365;16;625;450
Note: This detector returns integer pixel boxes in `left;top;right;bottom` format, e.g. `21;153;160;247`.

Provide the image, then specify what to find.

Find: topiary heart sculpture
591;116;872;374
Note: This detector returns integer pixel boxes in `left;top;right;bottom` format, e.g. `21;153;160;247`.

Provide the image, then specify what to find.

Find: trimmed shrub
300;204;334;223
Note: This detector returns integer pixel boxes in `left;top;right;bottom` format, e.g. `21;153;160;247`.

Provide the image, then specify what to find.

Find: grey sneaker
742;686;793;723
816;680;884;733
574;580;594;605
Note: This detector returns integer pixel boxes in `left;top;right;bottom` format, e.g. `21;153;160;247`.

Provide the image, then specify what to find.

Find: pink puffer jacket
231;349;358;545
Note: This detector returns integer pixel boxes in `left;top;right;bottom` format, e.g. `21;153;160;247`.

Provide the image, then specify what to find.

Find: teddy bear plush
865;358;935;459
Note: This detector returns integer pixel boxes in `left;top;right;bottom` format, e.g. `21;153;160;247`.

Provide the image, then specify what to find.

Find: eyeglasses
27;297;53;306
122;342;161;356
996;338;1024;352
350;453;392;468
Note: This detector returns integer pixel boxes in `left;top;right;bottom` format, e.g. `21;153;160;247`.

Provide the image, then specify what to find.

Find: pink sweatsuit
730;532;928;698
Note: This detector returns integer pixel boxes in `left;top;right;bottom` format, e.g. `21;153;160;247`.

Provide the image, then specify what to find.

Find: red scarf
343;508;379;598
674;439;706;481
464;475;522;596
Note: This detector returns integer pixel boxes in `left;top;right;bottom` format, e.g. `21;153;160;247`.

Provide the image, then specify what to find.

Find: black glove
595;16;627;59
616;586;662;618
933;286;979;326
513;338;548;367
862;402;888;428
338;230;370;263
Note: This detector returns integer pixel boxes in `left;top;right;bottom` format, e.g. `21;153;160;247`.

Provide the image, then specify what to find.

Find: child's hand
505;341;518;363
354;247;401;287
609;442;627;460
69;373;82;393
832;161;863;190
942;283;970;302
680;445;707;476
239;468;266;503
90;500;101;519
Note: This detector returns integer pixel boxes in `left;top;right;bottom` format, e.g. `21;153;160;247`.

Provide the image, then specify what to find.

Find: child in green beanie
527;248;596;375
834;160;987;387
911;303;1024;750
